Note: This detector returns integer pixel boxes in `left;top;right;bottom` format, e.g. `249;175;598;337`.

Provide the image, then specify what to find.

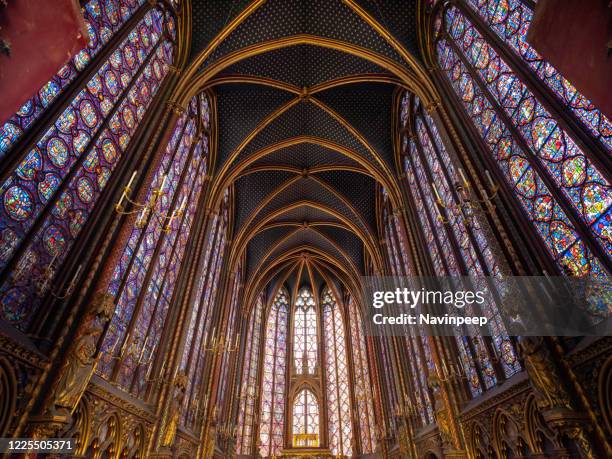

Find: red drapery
527;0;612;119
0;0;88;124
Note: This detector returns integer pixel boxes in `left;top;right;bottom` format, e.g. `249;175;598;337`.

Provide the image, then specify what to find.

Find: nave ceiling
171;0;435;297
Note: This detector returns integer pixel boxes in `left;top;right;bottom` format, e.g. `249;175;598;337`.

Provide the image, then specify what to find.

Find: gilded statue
161;371;188;447
49;293;115;415
428;373;452;447
518;337;572;411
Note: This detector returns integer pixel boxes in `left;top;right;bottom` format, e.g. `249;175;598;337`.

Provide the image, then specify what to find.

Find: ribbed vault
173;0;435;306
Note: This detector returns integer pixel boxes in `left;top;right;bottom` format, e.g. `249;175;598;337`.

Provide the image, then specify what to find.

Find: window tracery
237;292;265;455
347;295;377;453
259;287;289;458
433;0;611;281
322;286;353;456
96;94;211;399
0;0;147;158
0;4;175;330
180;194;229;430
294;287;318;375
400;92;522;396
292;389;320;447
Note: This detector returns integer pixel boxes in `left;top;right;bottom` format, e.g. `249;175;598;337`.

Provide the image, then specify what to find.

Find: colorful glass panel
216;267;242;420
259;288;289;458
121;140;206;396
0;8;166;274
237;293;264;455
293;287;317;374
464;0;612;150
97;114;196;381
400;92;525;395
182;203;228;430
0;22;172;329
445;8;610;250
292;389;320;445
322;287;353;456
348;296;376;453
437;8;610;278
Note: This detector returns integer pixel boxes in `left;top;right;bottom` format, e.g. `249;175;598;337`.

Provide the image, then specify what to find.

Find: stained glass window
0;5;175;330
322;286;353;456
400;92;521;397
237;293;265;455
382;197;416;277
294;287;318;374
180;193;229;431
464;0;611;150
347;295;376;453
379;335;400;429
383;205;403;277
259;287;289;458
216;264;242;426
0;0;147;158
434;2;611;279
381;192;436;425
292;389;320;446
406;336;435;426
95;94;211;400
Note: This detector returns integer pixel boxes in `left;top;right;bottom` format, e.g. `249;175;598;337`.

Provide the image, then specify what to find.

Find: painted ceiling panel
188;0;422;286
199;0;406;70
218;44;391;88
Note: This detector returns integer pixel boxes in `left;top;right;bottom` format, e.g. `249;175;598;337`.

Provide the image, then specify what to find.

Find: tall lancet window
292;389;320;447
322;286;353;456
433;0;611;280
400;93;521;396
0;1;175;330
179;189;229;431
216;262;242;426
382;189;415;277
237;292;265;455
347;295;377;453
97;93;210;398
294;287;318;374
259;288;289;458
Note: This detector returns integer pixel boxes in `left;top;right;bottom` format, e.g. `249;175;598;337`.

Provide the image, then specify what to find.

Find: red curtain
527;0;612;119
0;0;88;124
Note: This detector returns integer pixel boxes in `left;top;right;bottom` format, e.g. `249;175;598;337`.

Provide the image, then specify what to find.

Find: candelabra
51;264;83;299
14;248;82;298
218;420;237;440
393;397;418;420
186;393;209;426
105;334;165;384
115;171;187;232
472;336;500;366
436;358;467;383
204;328;240;354
431;168;499;226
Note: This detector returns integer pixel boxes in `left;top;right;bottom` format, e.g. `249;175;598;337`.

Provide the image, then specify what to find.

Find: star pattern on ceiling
177;0;426;296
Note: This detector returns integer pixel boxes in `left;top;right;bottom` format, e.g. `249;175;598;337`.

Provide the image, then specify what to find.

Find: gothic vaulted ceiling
181;0;425;294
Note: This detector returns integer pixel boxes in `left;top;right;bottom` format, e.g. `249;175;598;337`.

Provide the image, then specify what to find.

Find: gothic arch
0;357;16;437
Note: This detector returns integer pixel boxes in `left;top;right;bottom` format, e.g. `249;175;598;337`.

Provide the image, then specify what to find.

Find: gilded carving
47;293;115;416
203;422;217;459
161;371;188;447
428;374;452;448
518;337;572;411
